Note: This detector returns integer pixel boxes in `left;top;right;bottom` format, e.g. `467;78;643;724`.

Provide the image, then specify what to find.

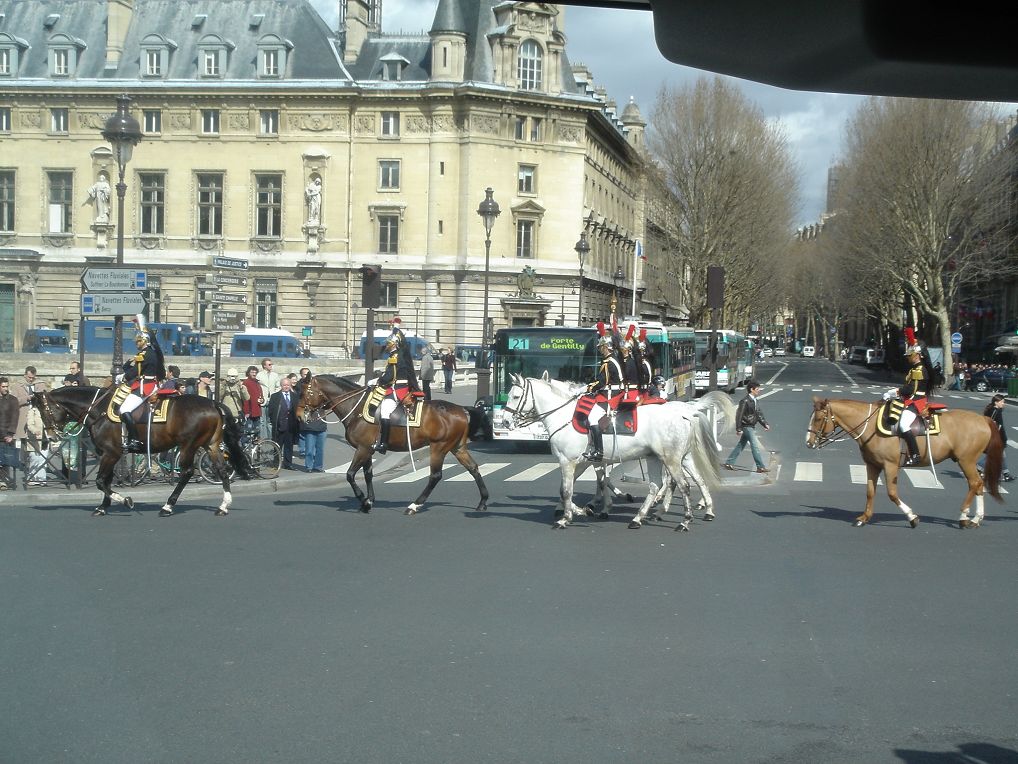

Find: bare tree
832;97;1016;375
647;76;799;329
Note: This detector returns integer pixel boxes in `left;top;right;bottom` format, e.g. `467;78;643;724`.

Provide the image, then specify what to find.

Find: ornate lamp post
612;265;625;312
475;187;500;399
574;231;590;325
101;95;142;374
413;296;422;339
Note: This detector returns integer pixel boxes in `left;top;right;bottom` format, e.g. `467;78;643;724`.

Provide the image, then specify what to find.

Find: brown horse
805;396;1003;528
33;385;253;517
297;374;489;515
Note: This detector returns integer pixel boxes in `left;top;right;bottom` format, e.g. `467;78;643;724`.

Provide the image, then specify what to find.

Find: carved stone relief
406;115;431;134
228;113;250;130
472;114;500;135
78;113;109;130
21;111;41;128
354;114;375;134
170;112;192;130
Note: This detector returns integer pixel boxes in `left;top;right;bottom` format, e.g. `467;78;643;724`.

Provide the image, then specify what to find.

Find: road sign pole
214;332;222;401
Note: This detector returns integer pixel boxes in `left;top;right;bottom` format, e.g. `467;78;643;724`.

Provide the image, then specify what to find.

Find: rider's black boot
373;418;391;454
902;431;921;466
582;427;604;462
120;413;143;452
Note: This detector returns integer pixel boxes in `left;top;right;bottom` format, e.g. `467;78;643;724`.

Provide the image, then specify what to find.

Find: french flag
636;239;646;262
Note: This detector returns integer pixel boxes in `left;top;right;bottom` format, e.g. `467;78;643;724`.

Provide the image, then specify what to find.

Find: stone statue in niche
305;176;322;225
86;172;111;224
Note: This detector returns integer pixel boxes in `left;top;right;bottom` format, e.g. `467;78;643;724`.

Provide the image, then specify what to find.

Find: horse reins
302;383;368;426
809;401;878;447
505;378;582;439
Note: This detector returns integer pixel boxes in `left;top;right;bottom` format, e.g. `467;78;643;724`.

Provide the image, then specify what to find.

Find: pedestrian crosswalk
325;458;1006;492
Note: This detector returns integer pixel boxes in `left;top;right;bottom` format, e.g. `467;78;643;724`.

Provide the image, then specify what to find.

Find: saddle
361;386;425;428
571;398;640;436
107;383;173;424
876;400;947;437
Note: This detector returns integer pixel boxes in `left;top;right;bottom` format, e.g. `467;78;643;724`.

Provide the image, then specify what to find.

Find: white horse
504;374;730;529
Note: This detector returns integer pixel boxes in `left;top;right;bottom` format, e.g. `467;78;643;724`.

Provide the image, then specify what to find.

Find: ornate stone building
0;0;686;355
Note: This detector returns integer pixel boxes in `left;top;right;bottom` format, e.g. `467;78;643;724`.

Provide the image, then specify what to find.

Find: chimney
342;0;372;64
106;0;135;68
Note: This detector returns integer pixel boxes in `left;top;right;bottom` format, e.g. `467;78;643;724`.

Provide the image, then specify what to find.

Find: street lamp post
101;95;142;375
475;187;500;400
413;296;422;340
612;266;625;316
574;231;590;325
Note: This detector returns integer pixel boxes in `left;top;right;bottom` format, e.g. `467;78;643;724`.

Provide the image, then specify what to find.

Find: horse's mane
316;374;362;391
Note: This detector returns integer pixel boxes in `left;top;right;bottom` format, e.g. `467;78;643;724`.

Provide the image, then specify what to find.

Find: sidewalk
1;375;482;505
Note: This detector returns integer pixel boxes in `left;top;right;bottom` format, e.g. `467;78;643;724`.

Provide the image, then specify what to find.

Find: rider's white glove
883;389;897;401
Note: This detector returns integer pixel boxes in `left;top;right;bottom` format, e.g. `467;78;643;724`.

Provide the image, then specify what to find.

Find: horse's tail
982;418;1004;501
216;402;255;480
689;390;737;433
688;412;722;493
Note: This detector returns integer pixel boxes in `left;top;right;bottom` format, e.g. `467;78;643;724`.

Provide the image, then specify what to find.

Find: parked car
848;346;885;366
801;345;815;358
773;346;786;357
761;347;774;357
969;368;1017;392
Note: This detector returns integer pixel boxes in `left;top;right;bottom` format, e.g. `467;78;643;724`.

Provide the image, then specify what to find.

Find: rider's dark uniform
894;328;929;466
371;329;422;454
897;361;929;417
579;338;624;461
123;343;162;396
621;348;642;404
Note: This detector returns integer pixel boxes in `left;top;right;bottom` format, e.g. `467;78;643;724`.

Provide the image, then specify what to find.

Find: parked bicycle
113;447;208;487
196;431;281;482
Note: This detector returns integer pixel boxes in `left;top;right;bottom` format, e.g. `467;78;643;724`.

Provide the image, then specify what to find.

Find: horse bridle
503;377;581;438
300;382;368;426
807;400;876;448
36;387;105;440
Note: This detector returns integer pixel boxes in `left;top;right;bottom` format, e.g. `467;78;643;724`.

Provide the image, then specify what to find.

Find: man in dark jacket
723;379;771;473
267;376;299;469
0;377;19;488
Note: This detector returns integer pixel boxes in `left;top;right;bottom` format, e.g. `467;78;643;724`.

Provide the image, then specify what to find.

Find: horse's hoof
703;511;715;522
853;520;866;528
585;502;597;513
404;505;419;516
360;501;372;513
908;515;920;529
92;508;107;517
628;520;642;530
674;521;690;532
215;509;228;516
124;497;134;509
552;520;567;529
159;508;173;517
475;502;488;512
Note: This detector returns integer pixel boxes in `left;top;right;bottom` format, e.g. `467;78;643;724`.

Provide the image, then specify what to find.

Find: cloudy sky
311;0;871;224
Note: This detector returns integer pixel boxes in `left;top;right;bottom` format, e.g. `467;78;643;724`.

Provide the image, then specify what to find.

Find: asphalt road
2;358;1017;764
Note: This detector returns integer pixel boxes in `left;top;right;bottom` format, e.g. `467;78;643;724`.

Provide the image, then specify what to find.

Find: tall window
143;283;162;322
0;170;14;232
139;173;165;235
50;108;68;133
0;49;11;76
197;173;223;236
262;49;278;76
0;107;10;132
259;109;278;135
255;280;278;328
381;281;398;309
255;174;282;237
202;50;220;77
516;219;535;259
145;49;161;76
52;48;69;76
517;40;543;91
143;109;161;134
379;160;400;190
380;111;400;137
378;215;399;254
201;109;220;135
47;171;73;233
518;164;537;194
514;115;542;142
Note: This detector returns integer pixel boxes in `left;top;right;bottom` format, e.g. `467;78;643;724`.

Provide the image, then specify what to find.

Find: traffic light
707;266;725;310
361;264;382;308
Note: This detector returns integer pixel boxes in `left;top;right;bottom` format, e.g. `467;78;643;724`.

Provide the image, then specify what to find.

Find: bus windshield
493;328;599;404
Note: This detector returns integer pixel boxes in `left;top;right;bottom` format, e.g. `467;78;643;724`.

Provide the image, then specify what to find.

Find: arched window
517;39;542;91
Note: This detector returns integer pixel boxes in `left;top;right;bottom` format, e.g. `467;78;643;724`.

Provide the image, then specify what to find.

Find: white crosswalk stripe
794;462;823;481
504;463;559;481
849;464;882;484
449;462;511;481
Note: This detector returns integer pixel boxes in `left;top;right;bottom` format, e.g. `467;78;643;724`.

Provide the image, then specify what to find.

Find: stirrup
372;440;387;454
581;449;603;462
903;453;920;466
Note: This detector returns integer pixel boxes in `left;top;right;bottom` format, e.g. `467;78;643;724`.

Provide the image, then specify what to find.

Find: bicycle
113;447;208;487
196;431;282;482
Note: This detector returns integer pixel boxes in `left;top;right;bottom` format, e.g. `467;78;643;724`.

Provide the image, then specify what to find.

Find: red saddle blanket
571;397;664;435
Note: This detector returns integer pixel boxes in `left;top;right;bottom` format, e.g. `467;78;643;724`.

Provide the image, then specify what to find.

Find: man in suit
267;376;299;469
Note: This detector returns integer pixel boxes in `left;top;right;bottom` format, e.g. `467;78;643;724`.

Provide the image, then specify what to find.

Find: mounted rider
118;314;166;451
619;324;642;405
634;327;655;399
884;327;934;466
579;321;625;462
372;316;422;454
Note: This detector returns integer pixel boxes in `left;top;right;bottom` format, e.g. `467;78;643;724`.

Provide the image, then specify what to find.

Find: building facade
0;0;686;356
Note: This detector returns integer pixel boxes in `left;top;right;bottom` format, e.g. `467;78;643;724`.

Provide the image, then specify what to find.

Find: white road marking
504;463;560;481
794;462;823;481
449;462;511;481
849;464;883;484
903;467;943;489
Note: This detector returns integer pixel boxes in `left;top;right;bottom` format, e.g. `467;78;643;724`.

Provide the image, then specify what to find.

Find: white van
801;345;815;358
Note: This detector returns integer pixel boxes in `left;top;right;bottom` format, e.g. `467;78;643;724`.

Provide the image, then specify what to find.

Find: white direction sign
210;310;246;332
212;291;248;304
81;268;147;292
81;292;148;316
214;273;248;288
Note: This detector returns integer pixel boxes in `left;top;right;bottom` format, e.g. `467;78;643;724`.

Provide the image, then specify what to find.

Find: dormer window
47;33;85;78
140;34;177;79
197;34;235;79
0;33;29;77
257;34;292;79
380;53;409;82
517;39;543;91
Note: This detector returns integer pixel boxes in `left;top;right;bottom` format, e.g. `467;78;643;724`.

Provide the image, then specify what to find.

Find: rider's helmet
903;327;921;361
637;327;648;354
384;316;404;353
596;321;613;354
620;324;636;354
134;330;150;348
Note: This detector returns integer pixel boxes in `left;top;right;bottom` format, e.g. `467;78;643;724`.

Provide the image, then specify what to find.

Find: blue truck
80;320;213;356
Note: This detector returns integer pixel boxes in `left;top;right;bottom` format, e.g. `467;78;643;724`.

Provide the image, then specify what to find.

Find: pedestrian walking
723;379;771;473
978;394;1013;481
419;346;436;401
441;348;456;394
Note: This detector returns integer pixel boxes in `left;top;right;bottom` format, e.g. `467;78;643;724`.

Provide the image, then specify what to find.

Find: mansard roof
0;0;346;81
348;36;432;81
